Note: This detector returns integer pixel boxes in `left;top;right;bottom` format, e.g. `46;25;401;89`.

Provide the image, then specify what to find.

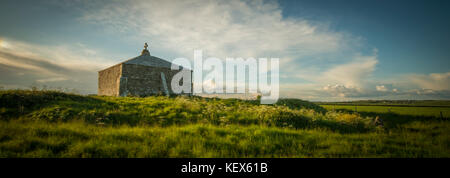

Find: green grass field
0;90;449;158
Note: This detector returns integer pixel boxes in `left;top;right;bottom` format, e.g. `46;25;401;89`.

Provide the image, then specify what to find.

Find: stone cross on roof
141;42;150;56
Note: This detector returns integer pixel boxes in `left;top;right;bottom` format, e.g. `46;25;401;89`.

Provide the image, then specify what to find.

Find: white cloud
322;84;362;97
0;37;111;94
407;72;450;91
0;38;113;70
0;39;10;48
281;53;379;99
319;54;378;88
376;85;388;92
36;77;68;83
79;0;344;62
280;57;450;100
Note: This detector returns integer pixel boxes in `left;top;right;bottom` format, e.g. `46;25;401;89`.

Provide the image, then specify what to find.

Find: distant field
321;105;450;118
316;100;450;107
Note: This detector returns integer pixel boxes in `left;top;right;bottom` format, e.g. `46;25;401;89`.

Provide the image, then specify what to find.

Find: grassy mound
276;98;327;113
0;90;449;157
0;90;374;133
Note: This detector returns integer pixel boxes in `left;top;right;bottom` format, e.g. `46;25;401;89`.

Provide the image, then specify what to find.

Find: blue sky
0;0;449;101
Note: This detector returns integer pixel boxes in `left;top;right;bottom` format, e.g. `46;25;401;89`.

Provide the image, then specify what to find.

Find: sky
0;0;449;101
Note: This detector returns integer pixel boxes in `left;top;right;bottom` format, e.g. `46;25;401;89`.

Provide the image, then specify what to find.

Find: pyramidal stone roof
122;52;179;69
116;43;183;70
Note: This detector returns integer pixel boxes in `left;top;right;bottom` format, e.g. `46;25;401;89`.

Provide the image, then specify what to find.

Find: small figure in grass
374;116;384;127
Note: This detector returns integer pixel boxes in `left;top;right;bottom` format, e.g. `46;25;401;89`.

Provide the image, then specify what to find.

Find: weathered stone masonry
98;64;122;96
